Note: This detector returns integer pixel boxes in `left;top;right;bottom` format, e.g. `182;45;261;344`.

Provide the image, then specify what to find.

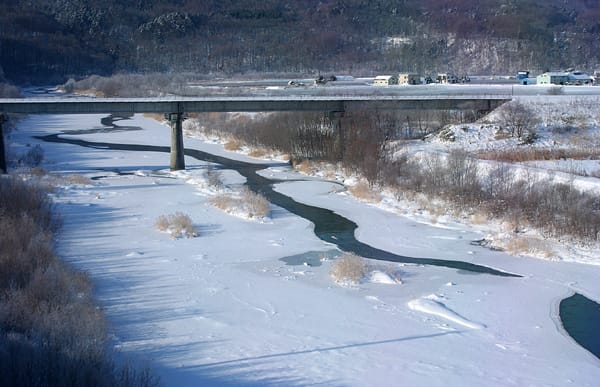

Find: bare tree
497;101;540;138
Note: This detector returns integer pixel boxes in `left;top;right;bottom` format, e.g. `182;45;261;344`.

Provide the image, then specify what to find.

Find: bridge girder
0;97;508;115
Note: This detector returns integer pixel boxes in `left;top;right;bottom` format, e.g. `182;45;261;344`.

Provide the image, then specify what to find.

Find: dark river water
35;114;600;360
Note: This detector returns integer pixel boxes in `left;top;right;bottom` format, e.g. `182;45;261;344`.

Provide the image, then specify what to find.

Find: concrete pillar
0;114;6;174
168;112;185;171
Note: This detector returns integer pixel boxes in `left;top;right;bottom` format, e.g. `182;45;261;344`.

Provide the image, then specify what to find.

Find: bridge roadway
0;95;509;114
0;95;510;172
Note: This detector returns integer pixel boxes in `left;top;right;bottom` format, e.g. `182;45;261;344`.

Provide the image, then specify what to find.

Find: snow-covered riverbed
9;113;600;386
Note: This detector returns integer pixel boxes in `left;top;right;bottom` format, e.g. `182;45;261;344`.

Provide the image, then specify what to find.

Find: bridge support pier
167;112;185;171
0;114;6;174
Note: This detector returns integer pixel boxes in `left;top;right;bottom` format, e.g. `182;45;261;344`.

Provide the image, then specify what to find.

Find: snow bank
408;294;485;329
368;270;402;284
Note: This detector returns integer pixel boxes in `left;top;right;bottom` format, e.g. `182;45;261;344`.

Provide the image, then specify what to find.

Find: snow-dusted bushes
496;100;540;138
382;149;483;206
330;253;367;285
384;152;600;241
209;187;270;219
0;176;160;386
155;212;196;238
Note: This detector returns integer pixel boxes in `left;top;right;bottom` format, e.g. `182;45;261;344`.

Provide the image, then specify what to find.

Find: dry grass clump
349;181;381;203
488;234;557;260
330;253;367;285
477;147;600;163
209;187;270;219
469;212;488;225
0;175;160;386
224;137;242;151
29;166;48;177
209;194;236;211
241;187;270;218
505;236;555;259
155;212;196;238
293;159;315;174
248;148;269;158
65;174;93;185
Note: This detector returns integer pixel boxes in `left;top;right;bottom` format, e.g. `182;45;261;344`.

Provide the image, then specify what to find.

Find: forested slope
1;0;599;84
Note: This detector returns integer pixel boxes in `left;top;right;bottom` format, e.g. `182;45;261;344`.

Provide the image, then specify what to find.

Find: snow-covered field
9;112;600;386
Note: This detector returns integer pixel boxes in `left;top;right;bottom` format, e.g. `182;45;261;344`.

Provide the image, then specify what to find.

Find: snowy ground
9;113;600;386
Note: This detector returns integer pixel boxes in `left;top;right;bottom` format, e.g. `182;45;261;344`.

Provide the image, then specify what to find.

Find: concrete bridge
0;95;509;172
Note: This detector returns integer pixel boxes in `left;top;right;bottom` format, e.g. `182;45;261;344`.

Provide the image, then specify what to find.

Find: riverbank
8;113;600;386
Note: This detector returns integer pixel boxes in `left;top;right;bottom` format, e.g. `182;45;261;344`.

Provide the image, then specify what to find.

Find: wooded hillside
1;0;599;84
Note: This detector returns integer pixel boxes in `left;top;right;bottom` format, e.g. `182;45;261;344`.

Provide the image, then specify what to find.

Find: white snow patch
368;270;402;284
408;295;485;329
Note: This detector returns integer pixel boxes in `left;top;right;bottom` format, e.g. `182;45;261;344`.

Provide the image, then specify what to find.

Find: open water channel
36;114;600;361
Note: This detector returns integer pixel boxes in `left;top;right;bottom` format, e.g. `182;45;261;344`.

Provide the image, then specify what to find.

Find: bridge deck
0;96;510;114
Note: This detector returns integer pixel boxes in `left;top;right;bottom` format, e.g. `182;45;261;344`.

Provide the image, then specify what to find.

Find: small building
399;73;420;85
567;71;593;85
517;70;531;85
536;72;569;85
436;73;458;84
373;75;399;86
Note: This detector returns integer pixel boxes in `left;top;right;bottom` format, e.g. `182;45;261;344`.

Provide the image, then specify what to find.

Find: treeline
185;109;600;242
0;175;161;386
2;0;600;84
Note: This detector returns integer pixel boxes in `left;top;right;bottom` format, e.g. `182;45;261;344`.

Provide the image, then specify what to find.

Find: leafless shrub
330;253;367;285
444;149;481;203
384;149;600;241
155;212;196;238
0;176;53;230
496;101;540;138
0;175;161;386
